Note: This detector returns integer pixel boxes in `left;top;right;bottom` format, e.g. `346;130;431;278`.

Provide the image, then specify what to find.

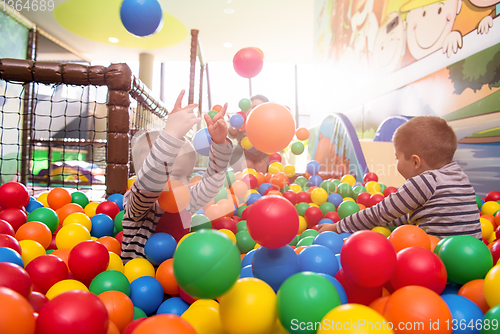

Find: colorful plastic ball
457;279;489;314
19;239;45;266
484;265;500;308
56;223;91;250
29;290;49;313
158;180;191;213
365;181;381;194
45;279;89;299
63;212;92;231
313;231;344;255
340;174;355;187
326;193;343;208
27;207;58;233
363;172;379;183
230;114;244;129
300;229;319;240
16;221;52;249
120;0;163;37
0;287;36;334
26;197;44;213
57;203;84;224
193;128;212;156
157;297;189;316
251;245;299;292
291;141;305;155
308;175;323;188
89;270;130;296
0;182;29;209
296;127;309;141
96;201;120;220
283;165;296;178
267;153;281;164
277;272;341;334
324;211;340;223
155;258;178;295
241;248;256;267
71;191;89;208
298;244;339;276
0;246;24;266
306;161;321;176
341;230;397;287
181;303;224;334
84;202;99;218
0;208;26;233
68;240;109;280
242;173;259;190
97;290;134;333
46;187;71;210
319;201;335;214
122;258;155;283
0;234;21;254
303;206;322;229
134;314;196;334
245;103;295;153
220;278;277;334
316;273;348;304
334;268;382;305
368;193;385;207
240;264;254;278
174;230;241;299
238;98;252;111
319;303;393;333
270;172;289;189
129;276;164;315
190;214;211;232
0;219;15;237
25;254;68;294
337;200;360;219
144;232;176;265
372;226;392;237
297;191;311;204
236;230;256;254
441;294;484;334
482;201;500;216
310;187;328;206
438;235;493;285
281;190;296;205
335;182;352;198
90;213;115;238
480;305;500;333
233;47;264;79
257;183;273;196
207;110;218;120
0;262;32;299
296;235;315;247
388;224;431;252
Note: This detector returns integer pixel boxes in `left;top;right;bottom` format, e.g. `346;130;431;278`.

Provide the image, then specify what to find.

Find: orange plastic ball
264;173;273;183
246;103;295;154
158;180;190;213
383;286;452;334
98;236;122;255
306;186;318;194
16;221;52;249
428;235;441;252
294;246;307;255
270;172;289;189
457;279;489;314
133;314;196;334
98;290;134;333
47;188;72;210
50;248;71;269
296;127;309;141
255;173;265;186
230;180;249;198
234;172;242;181
107;321;120;334
388;225;431;252
212;104;223;112
369;296;390;315
217;199;236;217
190;175;202;186
156;258;178;295
57;203;84;224
204;204;227;222
266;190;283;197
0;287;36;334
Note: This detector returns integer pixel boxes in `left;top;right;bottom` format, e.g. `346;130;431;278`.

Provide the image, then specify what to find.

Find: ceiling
23;0;315;64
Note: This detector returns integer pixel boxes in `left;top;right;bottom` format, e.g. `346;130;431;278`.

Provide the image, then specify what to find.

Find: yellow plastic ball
241;137;253;150
123;258;155;283
107;252;124;272
484;265;500;308
84;202;100;218
254;243;261;249
63;212;92;231
289;184;302;194
177;232;194;249
481;201;500;216
181;304;225;334
242;168;257;176
273;319;290;334
311;187;328;206
481;217;494;240
19;239;45;266
46;279;89;300
365;181;381;195
343;197;355;202
298;216;307;235
55;223;91;250
219;229;237;244
268;162;284;175
341;174;356;187
284;165;296;178
308;203;320;208
128;176;136;188
191;299;220;309
488;233;496;244
372;226;391;238
219;278;277;334
319;304;394;333
37;192;49;207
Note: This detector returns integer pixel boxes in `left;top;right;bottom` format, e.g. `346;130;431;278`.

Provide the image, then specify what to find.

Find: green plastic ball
191;214;212;232
320;180;336;194
89;270;130;296
291;142;305;155
134;307;147;320
294;176;308;188
476;195;483;210
207;110;218;120
289;235;299;246
27;207;59;233
237;205;247;218
331;179;341;187
236;230;256;254
379;184;387;193
277;272;341;334
319;202;336;216
71;191;89;208
352;186;366;200
481;305;500;333
214;188;228;203
236;220;248;232
281;185;290;193
433;236;452;255
337;201;360;219
173;230;241;299
437;235;493;285
296;202;310;217
300;229;319;240
46;249;55;255
296;236;315;247
238;98;252;111
224;171;236;187
336;183;353;198
114;210;124;233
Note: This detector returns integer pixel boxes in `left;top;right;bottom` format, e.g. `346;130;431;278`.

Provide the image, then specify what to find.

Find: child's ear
411;154;422;169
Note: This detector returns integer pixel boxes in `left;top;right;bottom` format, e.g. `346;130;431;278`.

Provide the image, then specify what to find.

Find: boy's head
131;130;196;185
392;116;457;179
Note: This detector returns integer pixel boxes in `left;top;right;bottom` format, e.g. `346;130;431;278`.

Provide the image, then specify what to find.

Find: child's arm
321;173;437;234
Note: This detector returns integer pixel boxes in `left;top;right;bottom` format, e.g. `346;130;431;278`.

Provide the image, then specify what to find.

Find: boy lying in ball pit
319;116;482;239
121;90;233;263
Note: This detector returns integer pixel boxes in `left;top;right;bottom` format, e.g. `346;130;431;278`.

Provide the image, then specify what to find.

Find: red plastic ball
283;190;297;205
334;268;383;306
122;318;148;334
490;240;500;264
155;210;191;242
363;172;378;183
485;191;500;202
390;246;447;294
0;234;22;254
246;195;299;249
36;290;109;334
304;206;323;228
296;191;311;204
268;153;282;164
340;230;397;287
0;208;27;232
29;291;49;313
115;231;123;244
324;211;340;223
0;262;32;299
368;194;385;207
383;186;398;197
241;174;258;190
232;47;264;79
96;201;120;220
68;240;109;280
241;206;251;220
212;217;237;234
0;219;15;236
356;192;371;207
496;226;500;242
25;255;68;294
0;182;29;209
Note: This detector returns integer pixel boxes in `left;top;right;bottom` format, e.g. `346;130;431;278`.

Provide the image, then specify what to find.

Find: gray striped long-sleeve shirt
121;130;233;262
337;162;482;239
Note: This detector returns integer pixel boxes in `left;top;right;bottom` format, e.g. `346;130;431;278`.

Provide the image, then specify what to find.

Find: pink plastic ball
68;241;109;280
0;182;29;210
232;47;264;79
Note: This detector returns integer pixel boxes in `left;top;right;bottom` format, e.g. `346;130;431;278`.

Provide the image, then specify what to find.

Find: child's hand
317;223;339;233
171;90;198;114
205;103;228;144
164;90;201;139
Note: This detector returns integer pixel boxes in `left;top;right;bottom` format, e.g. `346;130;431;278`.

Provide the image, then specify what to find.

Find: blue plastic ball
308;175;323;187
120;0;163;37
313;231;344;255
327;193;343;208
338;232;352;240
298;244;339;276
258;183;274;195
26;197;44;214
193;128;212;156
441;294;484;334
156;297;189;316
107;193;124;211
144;232;177;266
90;214;115;238
240;264;254;278
0;246;23;267
246;192;262;205
441;282;462;295
306;161;321;175
241;248;257;268
229;114;244;129
196;208;204;215
129;276;164;315
317;218;333;225
317;273;348;304
252;245;299;292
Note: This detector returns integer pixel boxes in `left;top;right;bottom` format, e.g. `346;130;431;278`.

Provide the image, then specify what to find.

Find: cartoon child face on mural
402;0;463;59
468;0;498;34
371;12;406;74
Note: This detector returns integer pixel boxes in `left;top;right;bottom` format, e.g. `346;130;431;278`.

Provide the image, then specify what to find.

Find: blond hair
392;116;457;168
